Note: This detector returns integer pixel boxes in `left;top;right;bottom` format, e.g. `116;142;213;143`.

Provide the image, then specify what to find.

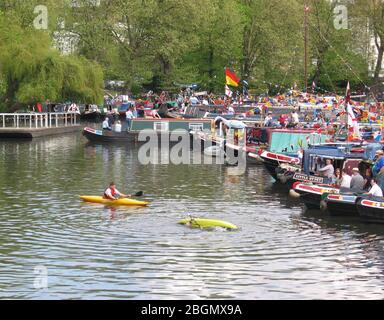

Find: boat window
154;122;169;132
189;123;204;131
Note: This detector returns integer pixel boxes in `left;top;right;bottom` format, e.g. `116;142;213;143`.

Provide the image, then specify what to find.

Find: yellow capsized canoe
80;195;149;207
178;217;238;230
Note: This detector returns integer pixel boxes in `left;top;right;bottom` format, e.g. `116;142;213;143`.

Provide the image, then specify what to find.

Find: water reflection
1;134;384;299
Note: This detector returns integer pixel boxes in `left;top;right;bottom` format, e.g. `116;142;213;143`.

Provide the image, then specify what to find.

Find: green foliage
0;9;103;110
0;0;380;103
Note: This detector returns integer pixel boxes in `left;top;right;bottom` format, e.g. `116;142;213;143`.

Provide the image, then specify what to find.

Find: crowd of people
315;149;384;197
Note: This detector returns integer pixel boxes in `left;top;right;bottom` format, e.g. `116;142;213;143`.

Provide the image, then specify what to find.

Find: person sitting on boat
350;168;365;191
114;120;122;133
340;169;352;188
103;182;130;200
334;168;342;186
290;109;300;127
363;167;373;191
317;159;335;180
367;178;383;197
264;112;273;127
102;117;112;131
278;114;287;128
151;109;161;119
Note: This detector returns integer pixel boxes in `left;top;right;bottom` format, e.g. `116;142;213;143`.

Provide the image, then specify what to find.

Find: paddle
113;191;143;200
122;191;143;198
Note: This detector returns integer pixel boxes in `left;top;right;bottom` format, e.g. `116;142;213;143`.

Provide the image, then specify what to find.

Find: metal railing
0;112;79;129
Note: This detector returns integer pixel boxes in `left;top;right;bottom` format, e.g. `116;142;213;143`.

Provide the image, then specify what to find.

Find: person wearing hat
372;149;384;177
350;168;365;191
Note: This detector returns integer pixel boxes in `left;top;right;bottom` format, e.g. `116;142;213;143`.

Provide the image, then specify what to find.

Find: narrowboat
322;192;360;216
259;129;328;180
356;196;384;223
83;118;212;144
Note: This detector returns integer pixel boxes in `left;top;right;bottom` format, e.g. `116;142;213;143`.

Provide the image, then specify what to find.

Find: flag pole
304;3;309;93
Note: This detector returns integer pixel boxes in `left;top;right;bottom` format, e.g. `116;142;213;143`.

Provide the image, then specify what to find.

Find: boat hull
356;197;384;223
293;182;339;210
259;151;300;181
80;195;149;207
324;194;359;216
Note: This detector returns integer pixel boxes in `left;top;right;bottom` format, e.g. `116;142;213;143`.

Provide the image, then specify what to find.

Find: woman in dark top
364;168;373;191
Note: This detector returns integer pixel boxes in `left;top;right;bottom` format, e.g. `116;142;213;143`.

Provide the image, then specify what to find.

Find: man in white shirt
228;106;235;115
114;120;122;133
368;178;383;197
102;117;111;130
264;112;273;127
291;110;299;125
126;107;135;130
340;170;352;188
190;96;199;105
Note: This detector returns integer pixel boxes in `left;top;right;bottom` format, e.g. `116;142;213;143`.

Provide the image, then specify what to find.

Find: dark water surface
1;133;384;299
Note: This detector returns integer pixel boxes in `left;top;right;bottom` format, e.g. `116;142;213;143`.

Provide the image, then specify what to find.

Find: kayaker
103;182;131;200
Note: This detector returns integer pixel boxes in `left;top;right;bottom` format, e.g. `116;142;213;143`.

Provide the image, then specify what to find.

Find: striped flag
225;85;233;97
225;68;240;87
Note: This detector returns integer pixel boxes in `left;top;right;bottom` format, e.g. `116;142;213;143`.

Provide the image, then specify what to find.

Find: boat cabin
293;144;377;184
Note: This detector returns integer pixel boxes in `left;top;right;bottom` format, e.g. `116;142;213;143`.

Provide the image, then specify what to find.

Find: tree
177;0;243;92
351;0;384;92
307;0;369;93
238;0;303;92
0;13;103;110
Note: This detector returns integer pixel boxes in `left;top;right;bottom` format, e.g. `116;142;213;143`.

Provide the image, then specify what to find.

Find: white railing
0;112;80;129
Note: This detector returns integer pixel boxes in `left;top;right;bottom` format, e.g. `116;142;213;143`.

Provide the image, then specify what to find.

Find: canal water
1;133;384;299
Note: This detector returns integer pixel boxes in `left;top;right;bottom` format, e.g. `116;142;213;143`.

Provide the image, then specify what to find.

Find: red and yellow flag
225;68;240;87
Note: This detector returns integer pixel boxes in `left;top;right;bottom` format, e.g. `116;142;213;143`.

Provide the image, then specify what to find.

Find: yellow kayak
80;195;149;207
178;217;238;230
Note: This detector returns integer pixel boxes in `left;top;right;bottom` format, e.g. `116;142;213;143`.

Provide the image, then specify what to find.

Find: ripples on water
1;134;384;299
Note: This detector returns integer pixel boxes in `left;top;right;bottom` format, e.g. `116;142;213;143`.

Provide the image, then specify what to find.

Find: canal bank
0;112;81;139
0;125;83;139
